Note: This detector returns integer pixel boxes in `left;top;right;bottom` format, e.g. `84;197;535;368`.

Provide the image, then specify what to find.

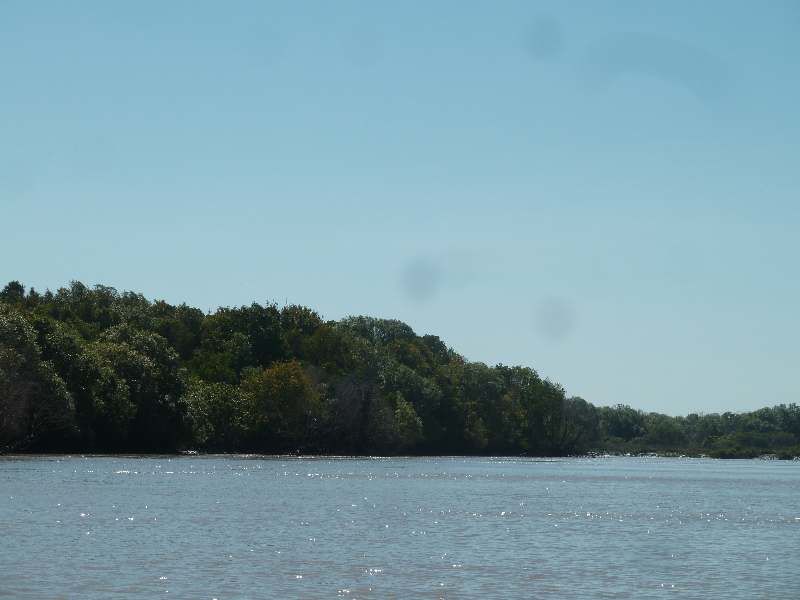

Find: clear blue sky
2;1;799;415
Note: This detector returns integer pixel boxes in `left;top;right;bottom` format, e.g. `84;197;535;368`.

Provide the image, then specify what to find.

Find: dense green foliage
1;281;798;458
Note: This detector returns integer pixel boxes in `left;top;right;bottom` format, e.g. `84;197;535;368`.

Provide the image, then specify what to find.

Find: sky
2;1;799;415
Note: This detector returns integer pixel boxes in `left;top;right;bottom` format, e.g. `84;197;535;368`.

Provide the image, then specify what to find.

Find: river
1;456;798;598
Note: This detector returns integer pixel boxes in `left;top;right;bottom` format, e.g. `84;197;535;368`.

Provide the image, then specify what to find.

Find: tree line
1;281;798;458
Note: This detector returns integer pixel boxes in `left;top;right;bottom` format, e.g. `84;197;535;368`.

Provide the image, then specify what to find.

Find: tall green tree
240;360;322;452
91;324;187;450
0;306;74;450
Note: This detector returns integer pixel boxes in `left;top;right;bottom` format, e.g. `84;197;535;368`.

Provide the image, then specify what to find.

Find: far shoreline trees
1;280;798;459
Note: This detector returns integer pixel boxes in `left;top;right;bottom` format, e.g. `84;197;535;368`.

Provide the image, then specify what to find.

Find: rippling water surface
1;456;798;598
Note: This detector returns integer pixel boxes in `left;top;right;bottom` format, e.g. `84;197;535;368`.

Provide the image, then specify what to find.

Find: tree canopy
1;280;798;458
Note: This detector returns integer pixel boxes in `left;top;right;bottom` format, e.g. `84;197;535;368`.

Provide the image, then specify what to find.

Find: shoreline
2;451;798;461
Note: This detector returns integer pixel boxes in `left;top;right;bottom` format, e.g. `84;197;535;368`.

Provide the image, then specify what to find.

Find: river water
1;456;798;599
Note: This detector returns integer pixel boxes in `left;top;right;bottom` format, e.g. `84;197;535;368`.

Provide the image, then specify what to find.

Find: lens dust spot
582;32;729;104
401;257;444;303
527;15;564;60
534;297;575;342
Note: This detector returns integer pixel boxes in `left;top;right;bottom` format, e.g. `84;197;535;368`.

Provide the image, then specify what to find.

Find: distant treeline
1;281;799;459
